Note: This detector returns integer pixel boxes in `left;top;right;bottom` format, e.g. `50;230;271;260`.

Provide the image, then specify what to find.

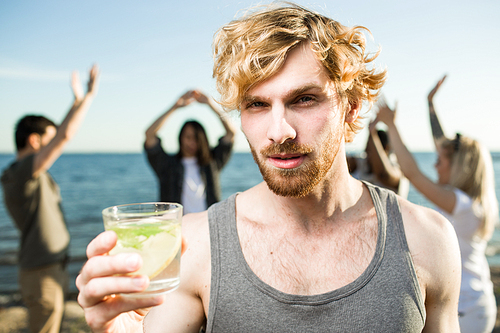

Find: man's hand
71;71;84;102
76;231;165;333
87;64;100;97
70;64;100;106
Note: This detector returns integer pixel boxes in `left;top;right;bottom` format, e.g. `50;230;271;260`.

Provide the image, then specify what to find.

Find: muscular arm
400;199;461;332
145;91;195;149
33;65;99;178
428;75;447;149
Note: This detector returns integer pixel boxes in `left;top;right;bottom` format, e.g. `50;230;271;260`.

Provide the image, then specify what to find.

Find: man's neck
279;175;362;224
16;147;36;160
240;164;366;231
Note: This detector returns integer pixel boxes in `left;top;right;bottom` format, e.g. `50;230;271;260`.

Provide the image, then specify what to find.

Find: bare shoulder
397;197;461;302
182;211;210;243
398;197;458;250
181;211;211;285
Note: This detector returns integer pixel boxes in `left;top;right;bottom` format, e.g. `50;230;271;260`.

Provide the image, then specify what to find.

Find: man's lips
268;154;305;169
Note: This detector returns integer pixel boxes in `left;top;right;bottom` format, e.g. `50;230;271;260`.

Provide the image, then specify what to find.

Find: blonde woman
377;76;498;333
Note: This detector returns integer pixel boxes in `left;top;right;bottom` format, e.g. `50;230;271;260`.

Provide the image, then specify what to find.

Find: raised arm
33;64;100;178
376;99;456;213
192;90;236;143
428;75;447;150
145;91;196;148
366;116;402;190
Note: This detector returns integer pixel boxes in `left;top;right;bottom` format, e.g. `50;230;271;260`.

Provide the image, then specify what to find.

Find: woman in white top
144;90;236;214
377;75;498;333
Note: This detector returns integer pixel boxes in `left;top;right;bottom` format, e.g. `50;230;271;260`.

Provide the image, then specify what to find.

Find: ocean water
0;151;499;295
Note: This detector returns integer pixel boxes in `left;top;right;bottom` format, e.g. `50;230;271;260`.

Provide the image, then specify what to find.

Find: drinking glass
102;202;182;297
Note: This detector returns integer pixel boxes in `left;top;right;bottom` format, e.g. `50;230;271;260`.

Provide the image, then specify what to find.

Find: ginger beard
250;128;341;198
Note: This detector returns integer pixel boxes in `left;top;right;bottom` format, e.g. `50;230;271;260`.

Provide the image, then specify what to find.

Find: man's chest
237;218;379;295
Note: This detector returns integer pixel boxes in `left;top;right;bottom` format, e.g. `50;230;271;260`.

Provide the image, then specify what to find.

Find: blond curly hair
213;2;387;142
441;135;499;240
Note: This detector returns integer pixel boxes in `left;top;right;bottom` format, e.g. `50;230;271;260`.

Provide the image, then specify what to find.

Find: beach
1;267;500;332
0;292;89;333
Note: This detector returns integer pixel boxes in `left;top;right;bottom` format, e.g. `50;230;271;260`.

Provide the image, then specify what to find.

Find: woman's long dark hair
177;121;212;166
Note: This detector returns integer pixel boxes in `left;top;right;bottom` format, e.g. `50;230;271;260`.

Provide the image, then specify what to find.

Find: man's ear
27;133;41;150
345;101;361;124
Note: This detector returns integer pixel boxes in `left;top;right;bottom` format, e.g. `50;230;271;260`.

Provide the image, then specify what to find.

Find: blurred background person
144;90;236;214
347;117;409;198
1;64;99;333
377;75;498;333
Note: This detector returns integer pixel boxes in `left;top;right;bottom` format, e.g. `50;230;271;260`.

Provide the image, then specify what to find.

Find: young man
77;4;461;332
1;65;99;333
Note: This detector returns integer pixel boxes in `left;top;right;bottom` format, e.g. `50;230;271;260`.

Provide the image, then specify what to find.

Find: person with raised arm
144;89;236;214
77;4;461;332
347;114;409;197
1;64;99;333
377;76;498;332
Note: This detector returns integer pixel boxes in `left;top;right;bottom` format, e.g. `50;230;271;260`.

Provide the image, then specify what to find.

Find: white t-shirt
437;188;494;312
181;157;207;215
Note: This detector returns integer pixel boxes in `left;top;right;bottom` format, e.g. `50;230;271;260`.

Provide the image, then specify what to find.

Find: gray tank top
206;183;425;332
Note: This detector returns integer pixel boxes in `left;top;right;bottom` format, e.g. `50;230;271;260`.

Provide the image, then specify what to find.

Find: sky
1;0;499;154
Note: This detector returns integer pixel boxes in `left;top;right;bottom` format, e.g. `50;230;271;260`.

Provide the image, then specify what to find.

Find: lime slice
137;226;182;279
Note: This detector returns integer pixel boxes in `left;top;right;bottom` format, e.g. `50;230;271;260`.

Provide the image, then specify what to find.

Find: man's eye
247;101;265;108
297;96;314;103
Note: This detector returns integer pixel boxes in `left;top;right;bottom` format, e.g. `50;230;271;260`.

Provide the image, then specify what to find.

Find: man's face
240;43;348;198
39;125;57;149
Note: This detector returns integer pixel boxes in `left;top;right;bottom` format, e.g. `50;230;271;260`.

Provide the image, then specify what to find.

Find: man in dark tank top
77;3;461;332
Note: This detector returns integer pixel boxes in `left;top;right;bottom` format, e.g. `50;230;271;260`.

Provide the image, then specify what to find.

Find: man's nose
266;106;296;144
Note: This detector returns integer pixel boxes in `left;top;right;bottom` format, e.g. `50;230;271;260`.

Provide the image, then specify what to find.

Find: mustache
260;141;313;156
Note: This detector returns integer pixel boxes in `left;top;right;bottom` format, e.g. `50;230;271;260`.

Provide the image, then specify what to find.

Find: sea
1;151;500;299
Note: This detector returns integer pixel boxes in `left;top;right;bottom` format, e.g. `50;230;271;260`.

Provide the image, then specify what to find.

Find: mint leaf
112;225;164;250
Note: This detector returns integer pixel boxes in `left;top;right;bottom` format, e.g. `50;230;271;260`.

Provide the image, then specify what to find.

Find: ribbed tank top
206;183;425;332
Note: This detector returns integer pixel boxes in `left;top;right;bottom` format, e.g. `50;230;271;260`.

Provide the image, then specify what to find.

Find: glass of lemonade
102;202;182;297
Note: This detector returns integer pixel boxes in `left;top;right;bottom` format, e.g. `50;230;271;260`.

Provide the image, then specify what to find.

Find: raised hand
175;91;196;108
428;75;447;102
87;64;100;96
375;98;397;126
427;75;446;144
192;90;210;104
368;116;380;133
71;71;84;101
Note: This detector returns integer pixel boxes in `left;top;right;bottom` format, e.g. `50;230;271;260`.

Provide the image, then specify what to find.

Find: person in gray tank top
77;3;462;332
